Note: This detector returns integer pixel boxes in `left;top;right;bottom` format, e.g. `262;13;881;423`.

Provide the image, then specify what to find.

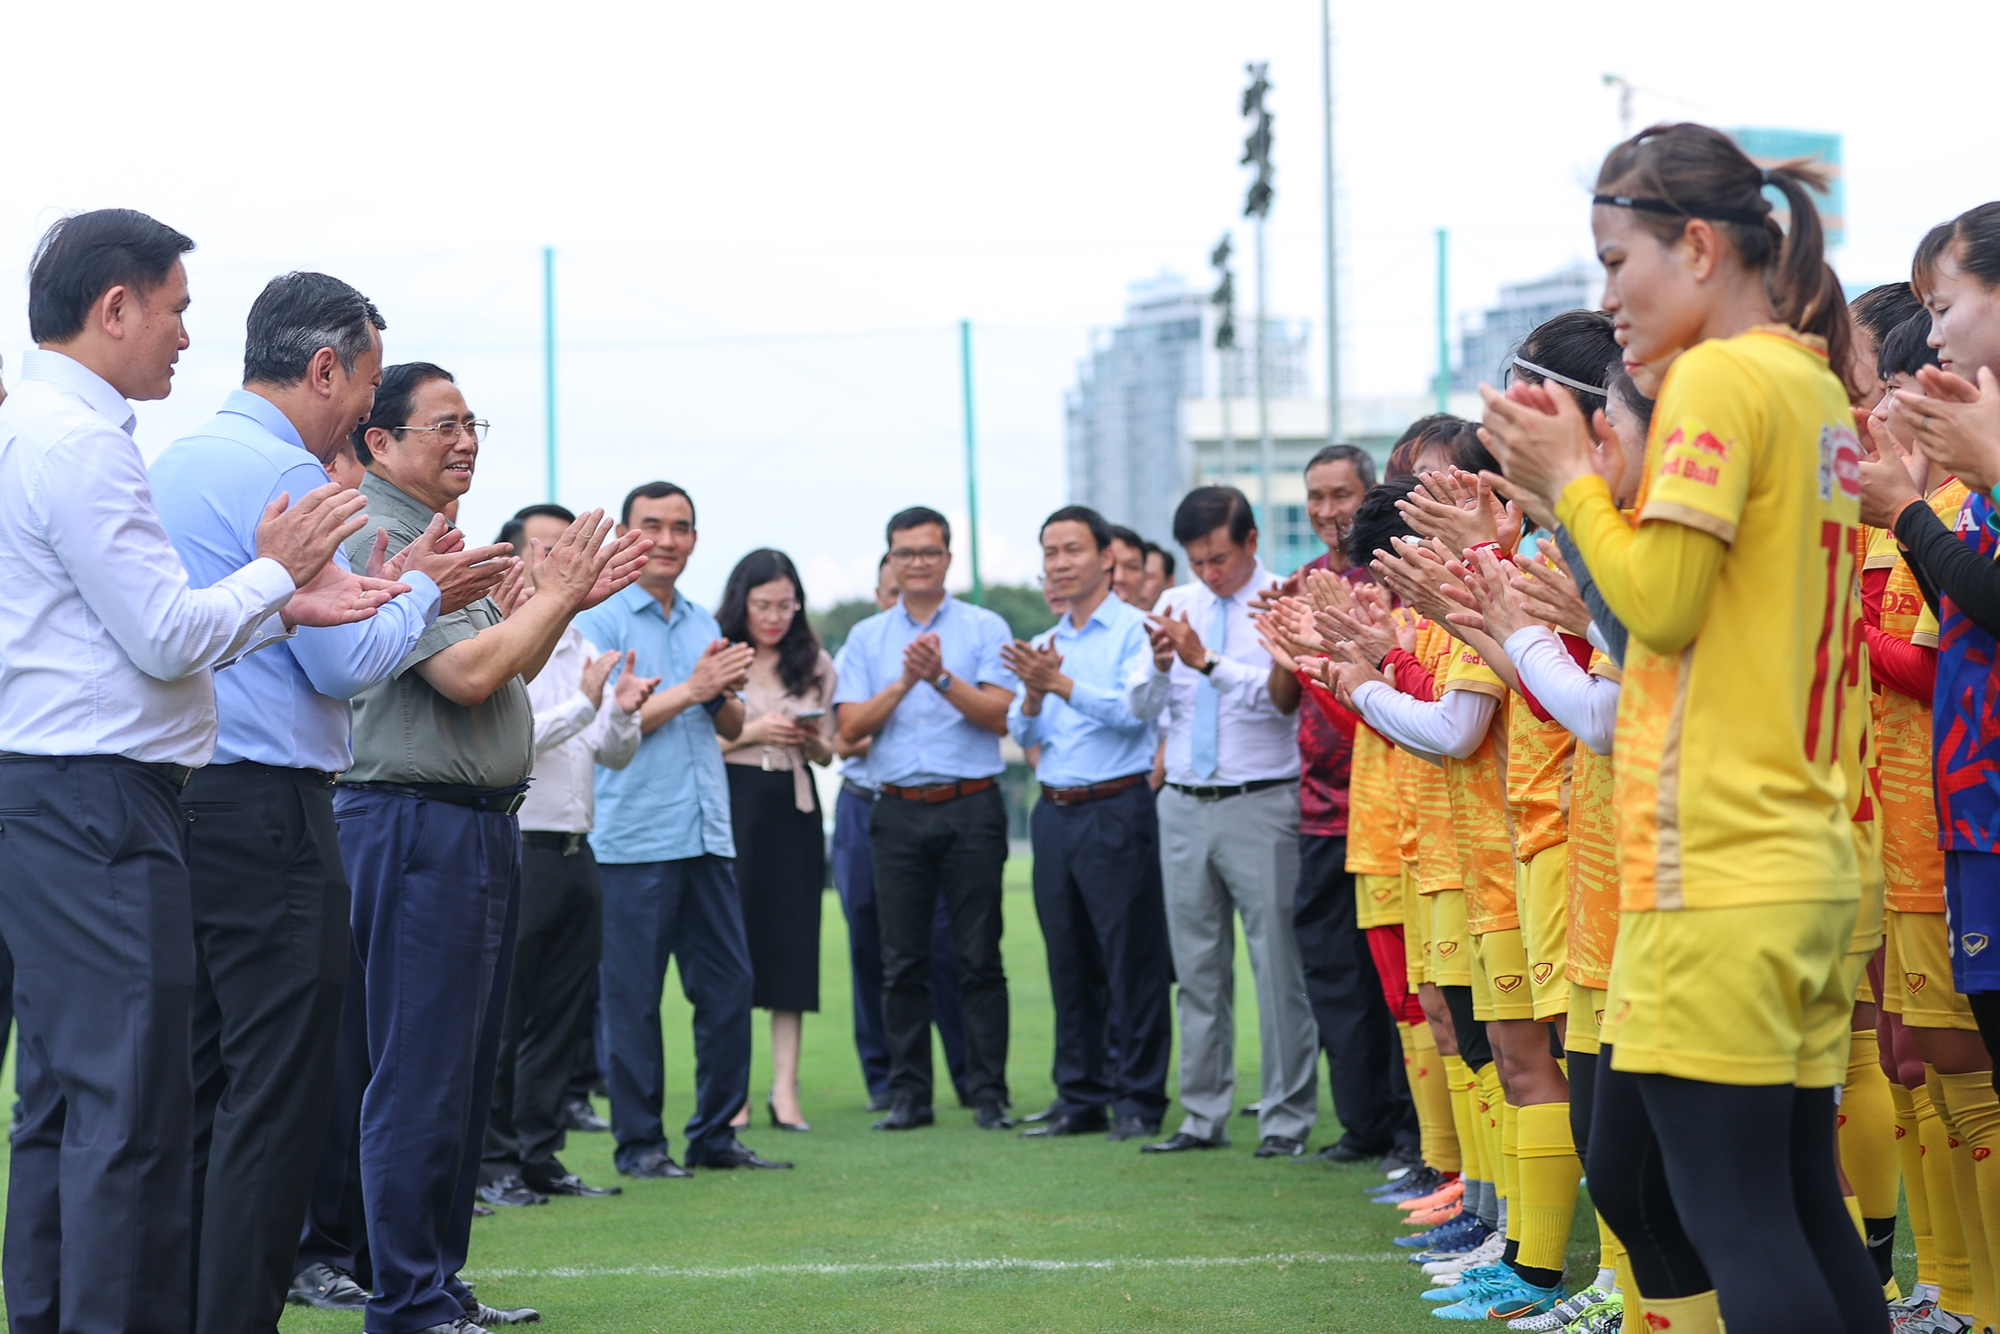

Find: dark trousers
1293;833;1418;1155
0;755;194;1334
294;946;371;1290
330;788;520;1334
830;787;971;1102
869;784;1010;1105
598;855;753;1165
182;763;351;1334
1029;782;1172;1121
483;837;603;1184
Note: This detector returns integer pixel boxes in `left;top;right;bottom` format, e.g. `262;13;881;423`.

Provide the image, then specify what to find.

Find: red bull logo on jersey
1819;424;1863;501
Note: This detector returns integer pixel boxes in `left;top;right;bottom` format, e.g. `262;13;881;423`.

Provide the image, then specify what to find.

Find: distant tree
810;597;879;655
980;584;1061;642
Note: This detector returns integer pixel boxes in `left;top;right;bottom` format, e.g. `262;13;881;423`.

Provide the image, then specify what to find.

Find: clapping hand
256;482;372;589
1856;416;1925;532
1896;366;2000;494
1370;537;1461;628
1246;571;1298;615
1478;380;1603;521
580;648;620;709
901;631;945;686
611;650;662;714
689;638;756;702
1398;468;1521;556
1513;540;1593;639
1442;546;1535;644
1145;608;1207;672
281;558;412;629
999;640;1067;701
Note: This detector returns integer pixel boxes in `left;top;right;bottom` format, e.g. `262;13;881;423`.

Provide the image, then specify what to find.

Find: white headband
1511;355;1608;398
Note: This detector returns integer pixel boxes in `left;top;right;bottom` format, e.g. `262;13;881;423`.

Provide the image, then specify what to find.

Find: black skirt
725;764;824;1012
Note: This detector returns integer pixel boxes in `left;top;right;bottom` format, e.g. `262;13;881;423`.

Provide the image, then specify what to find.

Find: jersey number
1803;519;1853;762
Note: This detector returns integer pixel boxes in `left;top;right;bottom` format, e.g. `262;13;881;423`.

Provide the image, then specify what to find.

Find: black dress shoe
473;1203;495;1217
974;1095;1014;1130
465;1295;541;1326
1107;1113;1162;1142
1019;1099;1061;1125
687;1139;793;1170
873;1098;935;1131
1020;1109;1108;1138
1313;1139;1378;1165
561;1098;611;1133
1141;1130;1228;1154
476;1174;546;1208
288;1262;370;1310
524;1170;621;1197
867;1089;893;1112
618;1150;693;1179
414;1319;489;1334
1255;1135;1306;1159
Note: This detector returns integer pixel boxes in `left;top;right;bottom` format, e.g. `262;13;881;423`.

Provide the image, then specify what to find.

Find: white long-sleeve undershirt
1350;680;1496;765
1503;626;1618;756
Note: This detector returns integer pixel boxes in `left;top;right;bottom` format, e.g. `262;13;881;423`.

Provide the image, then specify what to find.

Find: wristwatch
933;670;955;693
1196;650;1222;676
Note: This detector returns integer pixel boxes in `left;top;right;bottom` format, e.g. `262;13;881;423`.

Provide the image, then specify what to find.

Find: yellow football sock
1892;1081;1937;1289
1943;1070;2000;1331
1840;1029;1901;1223
1443;1054;1480;1185
1633;1290;1720;1334
1476;1061;1505;1211
1842;1191;1864;1234
1406;1022;1461;1174
1930;1066;1991;1324
1917;1077;1975;1316
1515;1102;1581;1274
1501;1099;1522;1244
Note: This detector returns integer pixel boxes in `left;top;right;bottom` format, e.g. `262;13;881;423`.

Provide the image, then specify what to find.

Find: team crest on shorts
1966;933;1990;957
1495;974;1522;993
1372;884;1394;902
1595;1009;1606;1027
1907;972;1929;993
1438;940;1459;957
1532;963;1554;986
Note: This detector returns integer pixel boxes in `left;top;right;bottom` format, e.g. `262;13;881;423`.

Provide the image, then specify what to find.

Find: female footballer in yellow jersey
1480;122;1879;1334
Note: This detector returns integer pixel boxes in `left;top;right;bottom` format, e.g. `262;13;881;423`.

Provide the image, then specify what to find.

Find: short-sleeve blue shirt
576;582;733;863
831;596;1018;785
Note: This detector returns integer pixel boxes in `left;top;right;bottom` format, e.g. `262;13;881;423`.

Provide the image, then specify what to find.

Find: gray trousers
1158;782;1318;1143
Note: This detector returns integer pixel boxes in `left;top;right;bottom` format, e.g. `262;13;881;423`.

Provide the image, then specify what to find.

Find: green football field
4;860;1914;1331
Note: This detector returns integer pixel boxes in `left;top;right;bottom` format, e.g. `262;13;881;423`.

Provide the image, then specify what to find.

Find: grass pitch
4;860;1913;1331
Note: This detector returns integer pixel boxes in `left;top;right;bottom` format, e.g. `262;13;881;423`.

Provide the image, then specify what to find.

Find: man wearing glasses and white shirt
1130;486;1318;1160
0;211;399;1334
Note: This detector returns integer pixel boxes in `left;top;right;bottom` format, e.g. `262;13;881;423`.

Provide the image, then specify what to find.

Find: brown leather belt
878;777;997;804
1039;772;1149;807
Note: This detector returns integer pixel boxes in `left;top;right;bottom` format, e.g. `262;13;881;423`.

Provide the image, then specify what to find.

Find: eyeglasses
889;547;948;565
747;598;798;617
393;419;489;444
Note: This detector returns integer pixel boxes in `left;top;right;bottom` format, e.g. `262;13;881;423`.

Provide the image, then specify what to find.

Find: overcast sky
7;0;1997;606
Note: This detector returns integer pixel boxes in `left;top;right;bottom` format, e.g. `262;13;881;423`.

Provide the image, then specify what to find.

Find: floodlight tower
1241;61;1275;525
1211;234;1238;486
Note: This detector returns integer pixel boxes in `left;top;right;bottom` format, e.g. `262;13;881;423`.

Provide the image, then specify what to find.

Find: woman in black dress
718;549;835;1131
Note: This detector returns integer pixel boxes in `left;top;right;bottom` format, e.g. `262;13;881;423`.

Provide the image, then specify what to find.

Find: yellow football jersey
1614;328;1864;912
1566;654;1621;991
1441;643;1516;933
1869;480;1967;913
1411;621;1465;896
1506;684;1575;860
1346;722;1401;877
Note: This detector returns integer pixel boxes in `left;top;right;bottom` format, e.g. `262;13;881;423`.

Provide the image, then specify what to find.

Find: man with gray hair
150;272;513;1334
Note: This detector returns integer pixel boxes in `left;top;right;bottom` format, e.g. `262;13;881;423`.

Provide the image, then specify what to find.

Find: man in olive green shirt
300;362;646;1334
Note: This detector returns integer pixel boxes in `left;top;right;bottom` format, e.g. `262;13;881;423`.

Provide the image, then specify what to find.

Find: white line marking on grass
468;1252;1405;1281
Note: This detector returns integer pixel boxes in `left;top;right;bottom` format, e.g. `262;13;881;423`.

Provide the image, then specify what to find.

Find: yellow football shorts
1565;984;1608;1056
1402;865;1427;988
1884;908;1979;1031
1471;926;1534;1023
1518;844;1570;1021
1427;888;1471;988
1603;900;1857;1087
1356;871;1403;930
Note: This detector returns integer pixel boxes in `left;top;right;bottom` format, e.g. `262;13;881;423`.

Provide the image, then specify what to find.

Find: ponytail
1595;123;1853;394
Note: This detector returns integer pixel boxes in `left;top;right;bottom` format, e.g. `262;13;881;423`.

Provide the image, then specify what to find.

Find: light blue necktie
1189;593;1229;779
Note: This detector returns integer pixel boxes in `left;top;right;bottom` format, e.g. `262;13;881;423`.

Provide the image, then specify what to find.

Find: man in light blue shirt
576;481;791;1175
834;505;1018;1131
148;273;512;1333
1001;506;1171;1141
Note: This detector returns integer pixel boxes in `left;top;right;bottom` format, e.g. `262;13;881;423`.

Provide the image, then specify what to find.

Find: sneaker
1561;1291;1623;1333
1433;1271;1563;1322
1507;1285;1609;1331
1887;1296;1935;1331
1397;1178;1466;1213
1371;1165;1444;1201
1898;1309;1973;1334
1404;1200;1465;1228
1424;1224;1504;1280
1424;1264;1511;1303
1395;1213;1488;1251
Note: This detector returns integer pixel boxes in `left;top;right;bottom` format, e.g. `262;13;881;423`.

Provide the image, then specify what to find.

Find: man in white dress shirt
0;209;399;1334
480;506;659;1207
1128;486;1319;1159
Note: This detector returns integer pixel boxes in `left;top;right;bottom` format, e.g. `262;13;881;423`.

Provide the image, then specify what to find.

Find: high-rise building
1450;264;1597;392
1065;271;1306;553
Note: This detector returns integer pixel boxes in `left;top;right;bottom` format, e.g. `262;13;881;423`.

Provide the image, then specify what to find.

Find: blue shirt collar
218;388;308;452
615;580;684;622
894;594;954;630
20;348;137;435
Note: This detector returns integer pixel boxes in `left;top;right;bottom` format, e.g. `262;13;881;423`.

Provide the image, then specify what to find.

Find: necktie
1190;593;1229;780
